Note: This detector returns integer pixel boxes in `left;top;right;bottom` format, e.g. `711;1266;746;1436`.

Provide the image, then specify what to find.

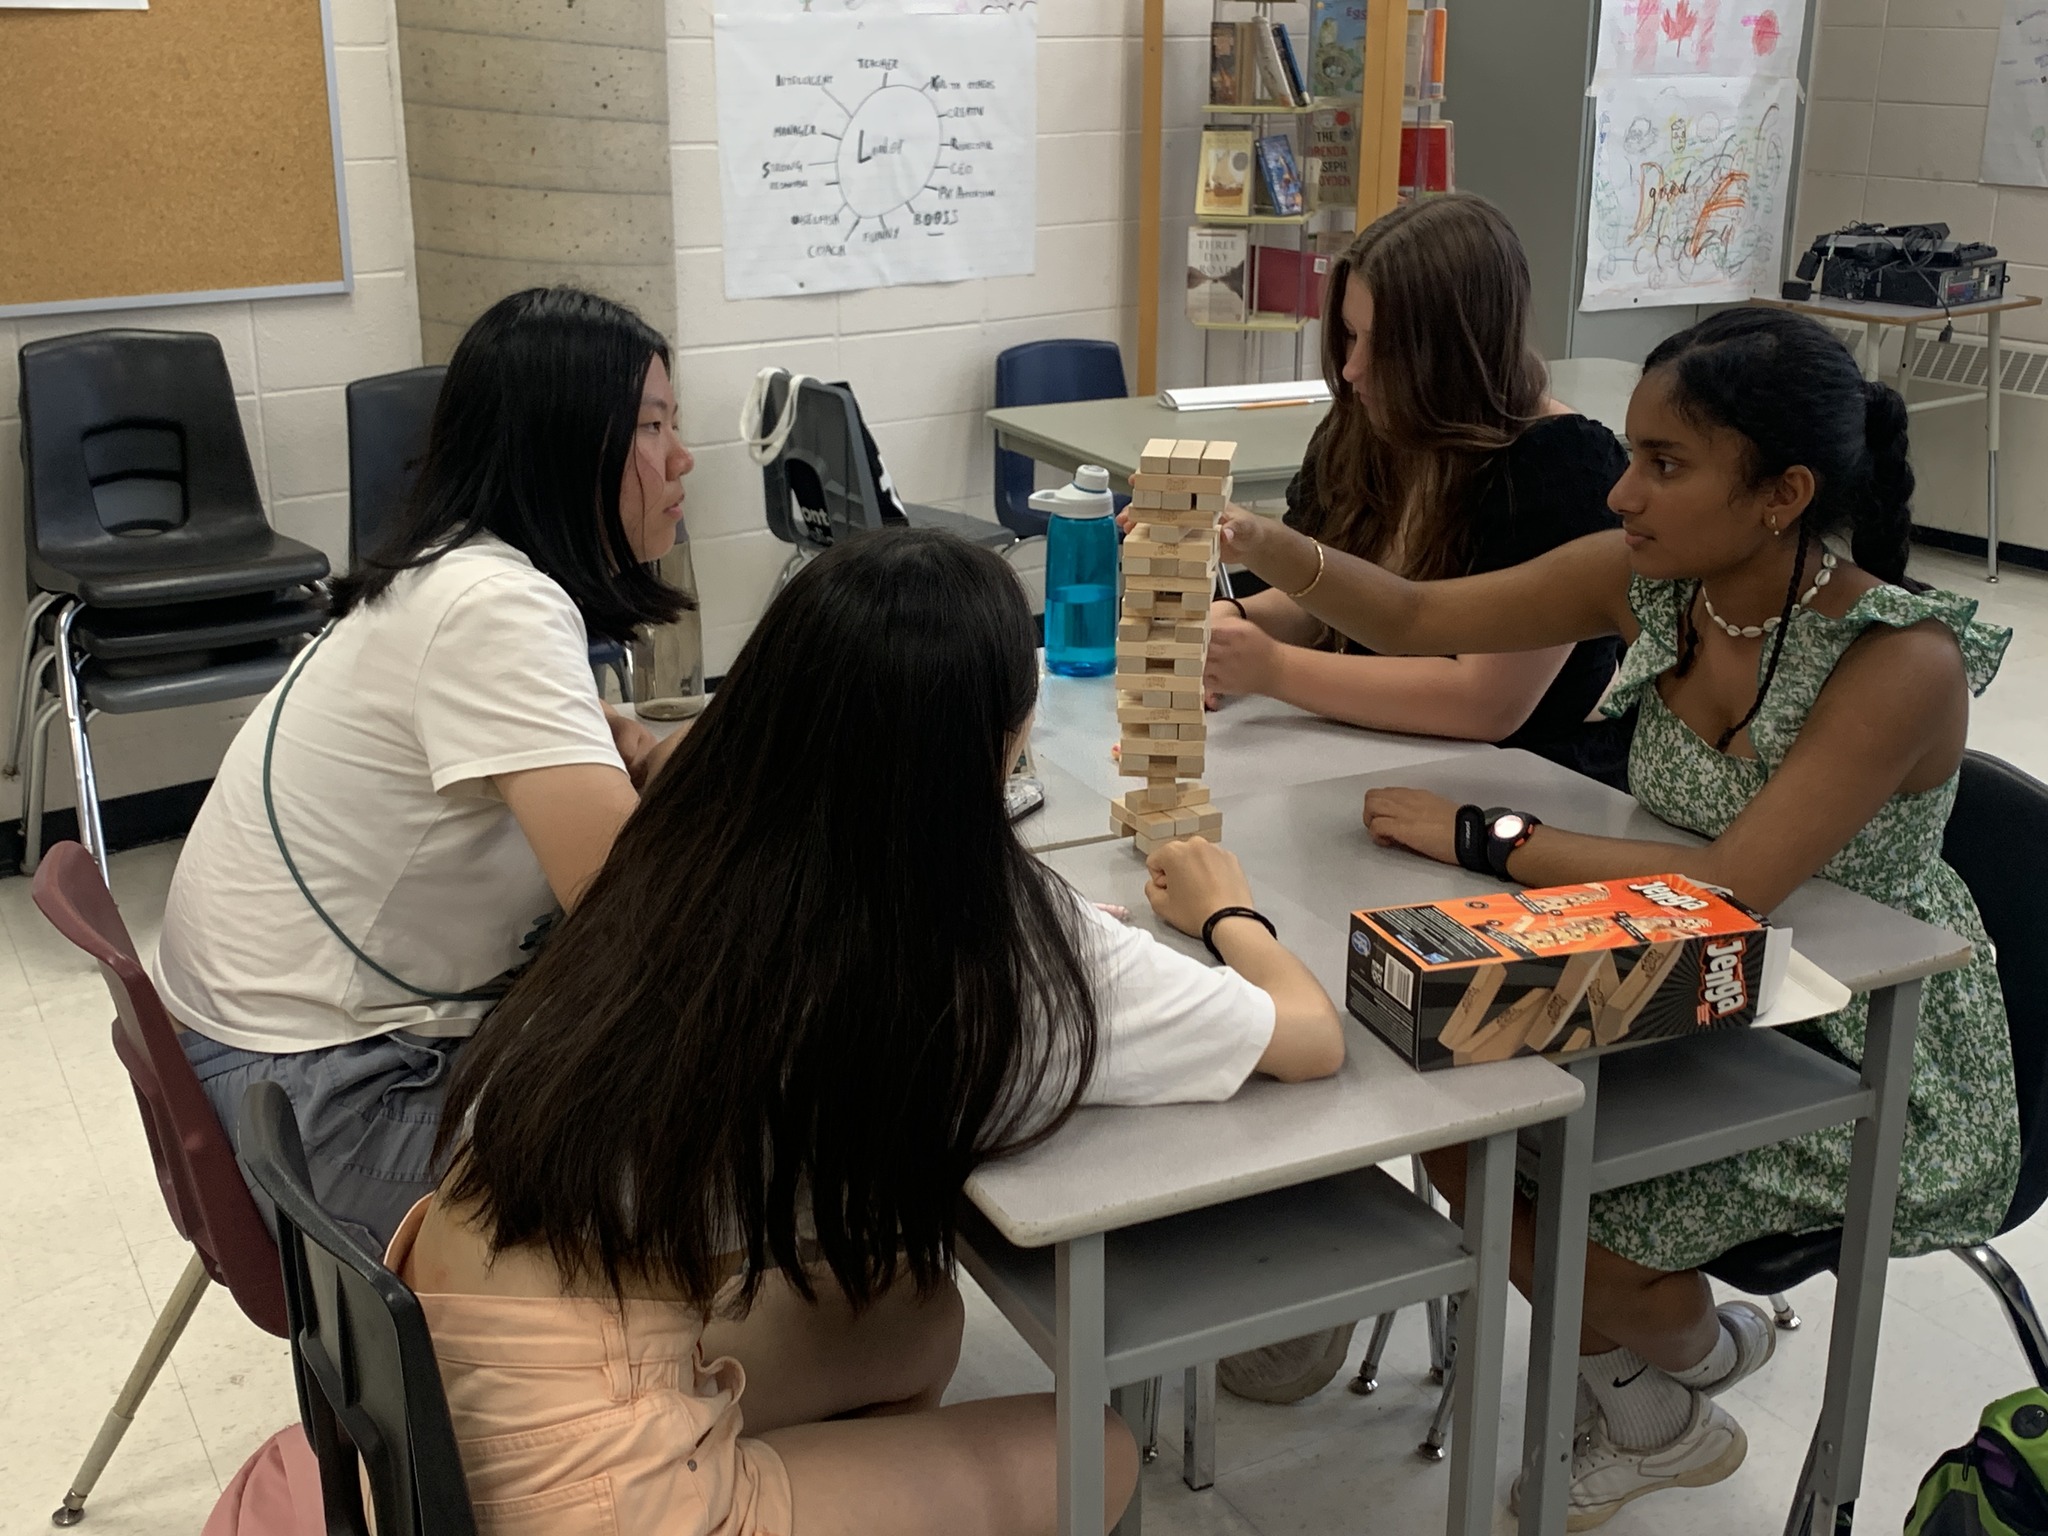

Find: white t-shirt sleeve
413;570;625;795
1075;898;1276;1106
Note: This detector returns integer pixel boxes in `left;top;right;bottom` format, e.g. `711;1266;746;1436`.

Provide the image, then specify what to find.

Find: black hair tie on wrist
1202;905;1277;962
1223;596;1249;620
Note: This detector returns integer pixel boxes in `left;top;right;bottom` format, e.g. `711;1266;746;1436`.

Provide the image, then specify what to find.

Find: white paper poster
1594;0;1804;80
711;12;1036;299
1580;75;1797;310
1982;0;2048;188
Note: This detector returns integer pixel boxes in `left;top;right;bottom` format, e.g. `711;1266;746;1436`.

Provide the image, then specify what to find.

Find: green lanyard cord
262;625;507;1005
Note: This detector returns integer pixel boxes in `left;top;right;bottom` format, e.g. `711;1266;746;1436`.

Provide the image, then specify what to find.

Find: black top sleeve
1461;414;1627;575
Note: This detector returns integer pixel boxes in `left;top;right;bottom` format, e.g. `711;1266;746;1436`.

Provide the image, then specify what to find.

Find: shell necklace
1701;548;1837;640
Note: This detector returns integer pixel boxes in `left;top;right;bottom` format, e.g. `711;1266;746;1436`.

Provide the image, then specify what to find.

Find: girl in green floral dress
1217;306;2019;1529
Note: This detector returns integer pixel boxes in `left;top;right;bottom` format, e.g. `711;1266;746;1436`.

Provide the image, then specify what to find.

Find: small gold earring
1767;518;1781;536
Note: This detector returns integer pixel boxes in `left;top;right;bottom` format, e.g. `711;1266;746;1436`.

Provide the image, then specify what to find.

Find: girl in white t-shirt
392;529;1346;1536
152;288;698;1252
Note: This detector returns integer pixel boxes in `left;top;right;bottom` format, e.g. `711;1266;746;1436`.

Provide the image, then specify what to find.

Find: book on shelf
1405;6;1448;102
1304;106;1356;212
1255;133;1306;217
1187;227;1251;325
1251;19;1297;108
1271;22;1312;107
1309;0;1367;100
1195;129;1256;217
1252;245;1332;318
1399;120;1455;196
1209;22;1250;107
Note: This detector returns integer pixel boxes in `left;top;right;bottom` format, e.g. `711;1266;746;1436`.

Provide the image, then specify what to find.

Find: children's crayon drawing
1594;0;1804;79
1580;75;1795;310
1982;0;2048;188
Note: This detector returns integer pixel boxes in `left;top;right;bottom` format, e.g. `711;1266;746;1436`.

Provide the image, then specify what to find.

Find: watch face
1491;813;1529;841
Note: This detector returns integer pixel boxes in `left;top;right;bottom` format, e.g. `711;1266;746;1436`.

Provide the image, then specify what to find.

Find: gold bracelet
1284;539;1326;601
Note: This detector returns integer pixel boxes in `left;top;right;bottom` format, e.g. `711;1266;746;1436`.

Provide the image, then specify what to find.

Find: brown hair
1311;194;1548;581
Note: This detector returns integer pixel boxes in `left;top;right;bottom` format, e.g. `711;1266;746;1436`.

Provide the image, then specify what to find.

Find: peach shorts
386;1201;795;1536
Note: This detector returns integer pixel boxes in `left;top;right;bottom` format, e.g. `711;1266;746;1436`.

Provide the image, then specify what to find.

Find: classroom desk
1028;665;1494;805
1200;755;1972;1536
986;397;1323;502
1753;292;2043;582
962;830;1584;1536
1013;755;1120;854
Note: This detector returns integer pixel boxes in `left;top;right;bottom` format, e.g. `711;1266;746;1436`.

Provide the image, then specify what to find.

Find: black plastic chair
760;372;1017;595
239;1079;479;1536
1706;750;2048;1387
993;339;1129;538
344;363;636;703
9;330;330;878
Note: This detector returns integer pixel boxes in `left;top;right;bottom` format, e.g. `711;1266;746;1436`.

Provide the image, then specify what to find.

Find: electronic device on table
1784;222;2007;310
1005;739;1044;822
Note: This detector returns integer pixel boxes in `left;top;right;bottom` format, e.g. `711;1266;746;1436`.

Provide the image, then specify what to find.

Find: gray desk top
1029;667;1492;805
986;397;1322;496
1214;751;1973;995
1013;756;1118;854
964;835;1584;1247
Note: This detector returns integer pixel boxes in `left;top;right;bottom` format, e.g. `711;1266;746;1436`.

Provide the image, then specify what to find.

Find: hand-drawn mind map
713;14;1036;299
1594;0;1806;79
1580;76;1796;310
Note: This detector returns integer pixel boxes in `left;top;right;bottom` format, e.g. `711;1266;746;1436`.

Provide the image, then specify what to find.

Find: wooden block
1109;799;1133;830
1173;619;1211;646
1123;588;1155;613
1131;488;1165;510
1195;811;1223;841
1176;557;1213;579
1116;701;1205;727
1120;733;1204;760
1128;472;1229;495
1147;522;1186;544
1170;439;1208;474
1117;617;1148;642
1178;721;1208;739
1137;505;1222;529
1139;438;1177;474
1200;441;1237;475
1114;639;1204;660
1194;491;1229;513
1172;656;1205;676
1125;573;1213;595
1126;783;1209;812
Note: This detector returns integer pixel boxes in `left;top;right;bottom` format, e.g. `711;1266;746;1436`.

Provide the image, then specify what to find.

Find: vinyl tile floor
0;546;2040;1535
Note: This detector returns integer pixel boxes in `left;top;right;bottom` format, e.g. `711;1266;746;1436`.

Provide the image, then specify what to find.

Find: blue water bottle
1035;464;1119;677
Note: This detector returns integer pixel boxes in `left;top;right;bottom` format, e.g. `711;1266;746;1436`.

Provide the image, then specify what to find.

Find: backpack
1906;1389;2048;1535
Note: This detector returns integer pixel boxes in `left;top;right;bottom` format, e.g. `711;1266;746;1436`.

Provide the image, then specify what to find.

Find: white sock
1667;1322;1737;1391
1580;1347;1695;1451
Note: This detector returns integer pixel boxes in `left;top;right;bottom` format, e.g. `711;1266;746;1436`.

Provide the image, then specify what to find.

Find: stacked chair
7;330;329;880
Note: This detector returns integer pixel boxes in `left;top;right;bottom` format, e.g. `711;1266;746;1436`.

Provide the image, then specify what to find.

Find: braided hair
1651;308;1916;751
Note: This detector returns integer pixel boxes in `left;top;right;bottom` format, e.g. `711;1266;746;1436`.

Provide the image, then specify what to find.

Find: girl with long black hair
1218;307;2017;1527
154;288;694;1252
391;529;1344;1536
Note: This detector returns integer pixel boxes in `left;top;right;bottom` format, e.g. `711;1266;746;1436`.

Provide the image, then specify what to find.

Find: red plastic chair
31;840;287;1528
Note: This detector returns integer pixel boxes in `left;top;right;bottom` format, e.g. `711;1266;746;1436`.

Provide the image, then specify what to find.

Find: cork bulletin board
0;0;351;318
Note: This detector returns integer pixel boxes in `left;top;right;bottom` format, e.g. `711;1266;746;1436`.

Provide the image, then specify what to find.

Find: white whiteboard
1983;0;2048;188
712;12;1037;300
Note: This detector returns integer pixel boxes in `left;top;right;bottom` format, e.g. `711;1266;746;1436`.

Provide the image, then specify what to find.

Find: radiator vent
1815;322;2048;402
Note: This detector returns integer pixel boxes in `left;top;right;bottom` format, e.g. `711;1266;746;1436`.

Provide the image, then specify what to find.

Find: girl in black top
1206;194;1630;782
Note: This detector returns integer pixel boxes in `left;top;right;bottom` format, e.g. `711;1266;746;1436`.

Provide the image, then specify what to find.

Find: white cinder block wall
1799;0;2048;550
0;0;422;827
665;0;1178;674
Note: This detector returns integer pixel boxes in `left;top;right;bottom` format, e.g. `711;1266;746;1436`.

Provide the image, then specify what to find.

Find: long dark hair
438;530;1102;1313
1312;193;1549;581
332;287;689;644
1649;307;1917;749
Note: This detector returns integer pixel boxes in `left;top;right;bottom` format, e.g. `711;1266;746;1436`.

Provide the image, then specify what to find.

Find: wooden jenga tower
1109;437;1234;854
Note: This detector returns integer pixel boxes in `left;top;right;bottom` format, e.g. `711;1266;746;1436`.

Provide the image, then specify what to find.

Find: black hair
438;529;1103;1313
331;287;690;644
1648;308;1916;750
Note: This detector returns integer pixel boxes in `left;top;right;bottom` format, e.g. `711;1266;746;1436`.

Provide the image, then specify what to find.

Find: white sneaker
1706;1301;1776;1396
1511;1393;1747;1530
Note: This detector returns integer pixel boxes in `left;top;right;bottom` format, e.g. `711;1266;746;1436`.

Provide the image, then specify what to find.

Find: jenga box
1345;875;1789;1070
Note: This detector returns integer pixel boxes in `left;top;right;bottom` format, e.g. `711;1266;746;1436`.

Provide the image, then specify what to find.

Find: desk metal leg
1861;321;1882;382
1109;1382;1147;1536
1987;310;2003;582
1520;1056;1600;1536
1785;979;1923;1536
1448;1130;1515;1536
1897;321;1917;396
1183;1362;1217;1491
1057;1234;1109;1536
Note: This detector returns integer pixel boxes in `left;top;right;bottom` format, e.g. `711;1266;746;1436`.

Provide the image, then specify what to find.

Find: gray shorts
181;1028;469;1257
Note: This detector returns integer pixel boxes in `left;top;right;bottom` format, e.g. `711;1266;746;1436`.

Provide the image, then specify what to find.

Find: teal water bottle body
1038;465;1119;677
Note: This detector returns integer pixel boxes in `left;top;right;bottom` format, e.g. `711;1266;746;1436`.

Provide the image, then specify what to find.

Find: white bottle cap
1075;464;1111;493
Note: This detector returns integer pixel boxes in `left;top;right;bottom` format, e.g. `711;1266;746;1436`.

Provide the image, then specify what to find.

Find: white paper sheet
711;12;1036;300
1754;945;1853;1031
1580;74;1797;310
1594;0;1804;80
1982;0;2048;189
